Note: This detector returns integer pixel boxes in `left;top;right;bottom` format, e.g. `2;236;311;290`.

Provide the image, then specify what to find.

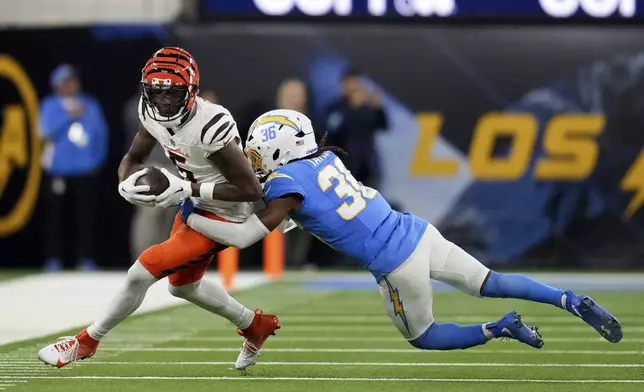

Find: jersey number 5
317;157;377;220
166;150;197;183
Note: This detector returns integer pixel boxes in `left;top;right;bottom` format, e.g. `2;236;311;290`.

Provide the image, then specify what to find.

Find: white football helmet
245;109;318;177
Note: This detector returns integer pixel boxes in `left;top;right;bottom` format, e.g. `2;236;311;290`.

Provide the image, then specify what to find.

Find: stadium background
1;0;644;271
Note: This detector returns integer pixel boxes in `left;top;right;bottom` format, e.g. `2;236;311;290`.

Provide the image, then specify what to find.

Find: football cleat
487;311;544;349
564;290;623;343
37;329;99;368
235;308;280;370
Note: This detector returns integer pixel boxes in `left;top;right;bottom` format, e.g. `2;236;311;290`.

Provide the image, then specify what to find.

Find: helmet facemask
141;80;197;125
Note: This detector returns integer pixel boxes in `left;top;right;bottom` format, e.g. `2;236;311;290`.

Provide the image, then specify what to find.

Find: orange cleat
37;329;100;368
235;308;280;370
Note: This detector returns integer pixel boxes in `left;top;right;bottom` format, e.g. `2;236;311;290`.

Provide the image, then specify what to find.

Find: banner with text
175;24;644;267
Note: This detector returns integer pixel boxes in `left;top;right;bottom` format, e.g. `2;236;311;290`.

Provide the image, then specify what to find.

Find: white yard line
98;347;644;355
201;325;644;332
0;376;642;383
74;361;644;368
99;336;644;344
0;272;269;346
278;315;644;324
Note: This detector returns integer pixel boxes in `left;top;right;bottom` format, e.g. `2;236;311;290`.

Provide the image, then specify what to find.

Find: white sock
87;261;158;340
560;293;568;309
169;279;254;330
482;323;495;340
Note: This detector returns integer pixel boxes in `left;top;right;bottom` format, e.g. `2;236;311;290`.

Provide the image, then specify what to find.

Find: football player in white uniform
38;47;280;370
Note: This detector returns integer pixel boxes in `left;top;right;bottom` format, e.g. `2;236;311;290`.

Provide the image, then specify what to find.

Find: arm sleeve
187;213;270;249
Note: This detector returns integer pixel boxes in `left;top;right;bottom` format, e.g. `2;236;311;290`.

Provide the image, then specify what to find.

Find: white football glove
118;168;157;207
277;218;298;234
155;167;192;208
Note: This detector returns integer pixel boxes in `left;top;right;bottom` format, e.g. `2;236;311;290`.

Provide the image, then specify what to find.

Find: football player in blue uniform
180;109;622;351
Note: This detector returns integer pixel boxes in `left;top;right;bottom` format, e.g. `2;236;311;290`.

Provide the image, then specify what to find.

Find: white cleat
233;308;280;370
235;340;260;370
37;330;99;368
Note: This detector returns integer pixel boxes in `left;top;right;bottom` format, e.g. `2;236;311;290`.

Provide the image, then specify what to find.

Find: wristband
199;183;216;200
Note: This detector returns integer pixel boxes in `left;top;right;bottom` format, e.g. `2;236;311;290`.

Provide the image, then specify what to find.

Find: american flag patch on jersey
296;140;304;146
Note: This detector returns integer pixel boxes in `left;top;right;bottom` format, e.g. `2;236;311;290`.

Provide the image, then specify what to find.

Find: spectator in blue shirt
39;64;108;271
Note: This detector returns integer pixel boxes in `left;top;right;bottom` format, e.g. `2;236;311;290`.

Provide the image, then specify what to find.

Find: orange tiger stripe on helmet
142;47;200;86
140;46;200;124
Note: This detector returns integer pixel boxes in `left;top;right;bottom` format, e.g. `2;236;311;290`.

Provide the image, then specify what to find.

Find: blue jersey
264;152;428;280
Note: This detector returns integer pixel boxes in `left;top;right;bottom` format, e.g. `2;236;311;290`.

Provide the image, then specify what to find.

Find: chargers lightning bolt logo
384;278;410;335
250;115;298;132
621;151;644;218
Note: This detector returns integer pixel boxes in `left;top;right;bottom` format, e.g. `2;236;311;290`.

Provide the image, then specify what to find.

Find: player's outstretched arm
118;123;156;182
200;142;264;202
185;197;300;249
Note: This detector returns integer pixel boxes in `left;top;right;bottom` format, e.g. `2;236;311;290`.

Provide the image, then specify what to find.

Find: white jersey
139;96;255;222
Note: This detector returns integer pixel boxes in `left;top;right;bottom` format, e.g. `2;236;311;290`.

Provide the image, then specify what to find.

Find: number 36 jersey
263;151;428;280
138;96;255;222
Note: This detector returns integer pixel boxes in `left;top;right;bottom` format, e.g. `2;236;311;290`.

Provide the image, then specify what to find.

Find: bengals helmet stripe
144;68;190;84
144;58;195;73
140;46;200;126
142;47;200;86
144;49;197;81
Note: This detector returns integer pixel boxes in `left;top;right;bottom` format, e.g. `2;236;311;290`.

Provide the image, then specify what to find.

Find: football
135;167;170;196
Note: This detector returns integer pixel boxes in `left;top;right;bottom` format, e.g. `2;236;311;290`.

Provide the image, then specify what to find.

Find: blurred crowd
38;64;389;271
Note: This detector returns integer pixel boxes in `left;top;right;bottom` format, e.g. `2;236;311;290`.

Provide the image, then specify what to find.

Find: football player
181;109;623;351
38;47;280;370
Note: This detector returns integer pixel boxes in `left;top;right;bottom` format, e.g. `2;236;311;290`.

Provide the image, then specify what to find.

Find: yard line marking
100;336;644;344
277;316;644;324
0;363;53;366
0;366;46;368
0;364;46;366
0;371;48;373
195;325;644;333
0;366;44;368
99;336;644;344
85;361;644;368
0;376;643;383
0;364;49;367
98;347;643;355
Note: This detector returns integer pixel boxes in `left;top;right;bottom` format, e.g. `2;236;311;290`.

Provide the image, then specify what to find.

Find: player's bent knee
429;231;490;297
167;281;198;299
125;261;158;290
408;323;443;350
